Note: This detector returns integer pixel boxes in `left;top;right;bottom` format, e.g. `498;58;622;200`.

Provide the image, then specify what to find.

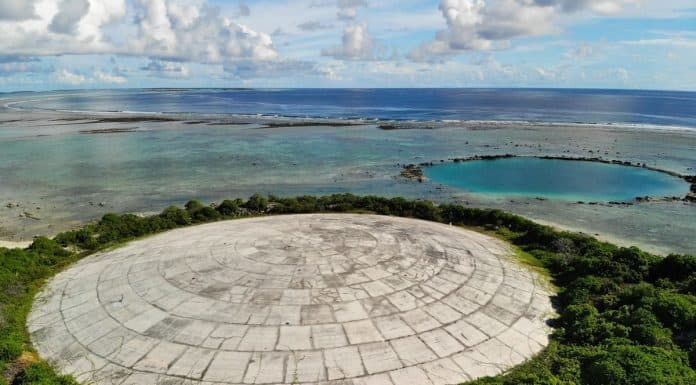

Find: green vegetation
1;194;694;384
0;240;80;385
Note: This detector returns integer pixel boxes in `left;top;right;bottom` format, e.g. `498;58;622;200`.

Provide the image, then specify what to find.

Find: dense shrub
27;237;70;258
216;199;243;216
191;206;221;223
652;291;696;334
184;200;205;212
651;254;696;283
160;206;191;226
559;303;625;344
244;193;268;212
583;344;695;385
53;228;96;249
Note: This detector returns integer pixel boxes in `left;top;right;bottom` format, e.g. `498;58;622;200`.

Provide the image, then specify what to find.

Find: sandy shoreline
527;217;672;256
0;208;678;256
0;240;31;249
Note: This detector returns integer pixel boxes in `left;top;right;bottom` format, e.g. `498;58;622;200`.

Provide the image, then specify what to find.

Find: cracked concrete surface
28;214;554;385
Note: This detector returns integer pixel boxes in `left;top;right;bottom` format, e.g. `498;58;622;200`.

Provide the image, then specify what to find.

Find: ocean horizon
4;88;696;129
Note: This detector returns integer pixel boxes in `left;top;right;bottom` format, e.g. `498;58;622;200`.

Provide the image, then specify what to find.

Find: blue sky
0;0;694;91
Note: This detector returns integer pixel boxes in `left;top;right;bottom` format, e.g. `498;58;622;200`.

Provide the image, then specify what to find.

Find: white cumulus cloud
94;70;127;84
337;0;367;21
0;0;127;55
410;0;640;61
0;0;278;65
55;69;87;84
0;0;39;21
322;23;376;60
131;0;277;63
49;0;91;34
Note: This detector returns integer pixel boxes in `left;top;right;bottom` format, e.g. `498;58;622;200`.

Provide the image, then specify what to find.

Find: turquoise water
426;158;690;202
1;90;696;254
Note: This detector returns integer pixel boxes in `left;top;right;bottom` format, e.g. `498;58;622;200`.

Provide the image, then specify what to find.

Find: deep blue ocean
9;88;696;128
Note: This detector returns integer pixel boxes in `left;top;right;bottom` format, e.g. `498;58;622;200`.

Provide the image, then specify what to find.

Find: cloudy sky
0;0;694;91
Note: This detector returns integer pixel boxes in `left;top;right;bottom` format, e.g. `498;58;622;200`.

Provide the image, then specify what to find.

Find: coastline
0;202;685;256
2;94;696;255
523;217;676;256
0;240;31;249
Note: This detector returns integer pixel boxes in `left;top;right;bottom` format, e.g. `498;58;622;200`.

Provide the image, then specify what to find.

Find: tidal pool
426;158;690;202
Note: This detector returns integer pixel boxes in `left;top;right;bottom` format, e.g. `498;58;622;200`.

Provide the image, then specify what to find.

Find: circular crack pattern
29;214;554;385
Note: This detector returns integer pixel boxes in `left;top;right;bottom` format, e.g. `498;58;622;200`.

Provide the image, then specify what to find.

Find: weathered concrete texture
29;214;554;385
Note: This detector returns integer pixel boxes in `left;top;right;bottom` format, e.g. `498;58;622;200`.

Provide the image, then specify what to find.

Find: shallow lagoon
426;158;690;202
1;90;695;255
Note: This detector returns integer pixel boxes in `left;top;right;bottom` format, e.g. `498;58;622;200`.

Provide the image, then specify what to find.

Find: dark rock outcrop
400;165;425;182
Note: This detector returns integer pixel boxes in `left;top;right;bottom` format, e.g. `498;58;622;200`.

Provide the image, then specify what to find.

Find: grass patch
1;193;694;385
0;241;82;385
459;223;550;279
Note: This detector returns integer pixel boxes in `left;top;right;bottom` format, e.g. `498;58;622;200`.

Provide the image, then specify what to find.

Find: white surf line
440;119;696;133
3;94;75;111
3;92;694;132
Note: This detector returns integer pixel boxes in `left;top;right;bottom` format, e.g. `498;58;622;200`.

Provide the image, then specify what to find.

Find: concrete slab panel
29;214;553;384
